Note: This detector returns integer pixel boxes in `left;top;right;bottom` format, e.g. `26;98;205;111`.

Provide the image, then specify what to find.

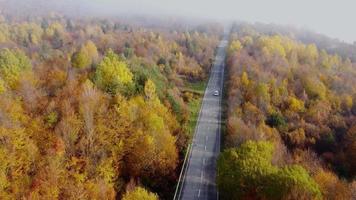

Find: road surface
179;33;228;200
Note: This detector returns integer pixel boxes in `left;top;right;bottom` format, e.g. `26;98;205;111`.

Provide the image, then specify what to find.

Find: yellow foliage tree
228;40;242;55
241;71;250;88
84;40;99;64
118;96;178;177
288;97;305;112
122;187;158;200
0;78;5;94
71;47;91;69
95;49;133;94
144;79;157;101
258;35;286;58
0;48;32;88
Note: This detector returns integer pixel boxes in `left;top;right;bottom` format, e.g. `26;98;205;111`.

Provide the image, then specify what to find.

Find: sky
88;0;355;43
3;0;356;43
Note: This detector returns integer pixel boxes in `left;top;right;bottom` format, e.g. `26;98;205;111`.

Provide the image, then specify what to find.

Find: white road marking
204;145;207;150
198;189;201;197
203;158;205;165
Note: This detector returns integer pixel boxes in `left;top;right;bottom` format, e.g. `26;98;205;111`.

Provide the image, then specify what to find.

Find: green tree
94;49;133;94
217;141;277;199
266;112;286;128
217;141;321;200
266;165;322;199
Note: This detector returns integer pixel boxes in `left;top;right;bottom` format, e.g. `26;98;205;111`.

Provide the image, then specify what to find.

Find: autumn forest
0;2;356;200
218;24;356;199
0;11;222;199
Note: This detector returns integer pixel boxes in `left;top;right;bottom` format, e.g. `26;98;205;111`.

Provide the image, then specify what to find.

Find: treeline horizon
232;22;356;61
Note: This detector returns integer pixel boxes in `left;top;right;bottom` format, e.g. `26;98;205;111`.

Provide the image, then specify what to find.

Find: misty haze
0;0;355;200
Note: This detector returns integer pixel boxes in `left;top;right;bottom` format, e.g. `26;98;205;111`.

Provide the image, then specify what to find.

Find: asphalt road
179;34;228;200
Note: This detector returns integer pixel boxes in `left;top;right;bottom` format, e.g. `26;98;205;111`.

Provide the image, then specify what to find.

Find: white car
213;90;219;96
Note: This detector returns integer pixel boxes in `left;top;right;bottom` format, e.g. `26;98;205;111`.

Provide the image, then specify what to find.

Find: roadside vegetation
182;81;207;137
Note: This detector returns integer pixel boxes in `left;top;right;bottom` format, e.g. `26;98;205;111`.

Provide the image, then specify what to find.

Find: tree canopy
0;48;31;88
218;141;321;199
223;23;356;200
122;187;158;200
94;49;133;94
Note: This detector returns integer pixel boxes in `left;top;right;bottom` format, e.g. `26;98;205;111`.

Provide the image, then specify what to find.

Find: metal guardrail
173;75;209;199
173;144;191;200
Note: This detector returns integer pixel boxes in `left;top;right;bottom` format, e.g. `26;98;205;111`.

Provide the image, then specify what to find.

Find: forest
218;23;356;199
1;1;356;199
234;23;356;62
0;12;222;199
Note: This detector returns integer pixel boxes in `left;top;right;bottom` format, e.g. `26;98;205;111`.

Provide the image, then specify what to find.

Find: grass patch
184;80;207;137
186;98;203;137
180;81;207;95
185;81;207;92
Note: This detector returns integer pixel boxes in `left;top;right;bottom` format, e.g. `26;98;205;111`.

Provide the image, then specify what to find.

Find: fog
1;0;355;43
